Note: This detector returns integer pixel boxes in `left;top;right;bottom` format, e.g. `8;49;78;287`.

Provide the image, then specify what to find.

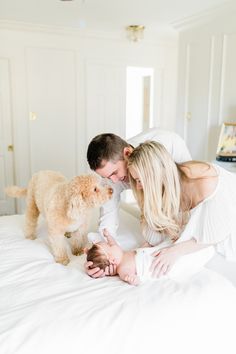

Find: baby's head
86;243;110;271
86;240;123;270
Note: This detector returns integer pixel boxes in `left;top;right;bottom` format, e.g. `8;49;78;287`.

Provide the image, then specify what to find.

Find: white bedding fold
0;214;236;354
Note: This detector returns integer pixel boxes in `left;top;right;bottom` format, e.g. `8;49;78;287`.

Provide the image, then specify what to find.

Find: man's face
96;159;129;183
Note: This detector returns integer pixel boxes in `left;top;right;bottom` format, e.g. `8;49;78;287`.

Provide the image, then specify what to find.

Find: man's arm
84;219;123;279
84;180;125;278
103;229;117;246
151;129;191;163
98;180;128;238
170;132;191;162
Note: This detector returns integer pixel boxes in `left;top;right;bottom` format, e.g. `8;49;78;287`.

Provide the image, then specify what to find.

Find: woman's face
128;166;143;190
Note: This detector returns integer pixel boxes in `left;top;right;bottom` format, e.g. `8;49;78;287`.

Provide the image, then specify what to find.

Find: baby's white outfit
135;241;215;283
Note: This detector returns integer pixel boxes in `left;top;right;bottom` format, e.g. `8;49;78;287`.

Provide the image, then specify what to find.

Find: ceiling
0;0;231;37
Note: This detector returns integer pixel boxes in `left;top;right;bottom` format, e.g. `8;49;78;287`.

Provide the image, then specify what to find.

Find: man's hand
84;228;118;278
84;261;106;278
84;261;118;278
105;263;117;276
103;228;117;246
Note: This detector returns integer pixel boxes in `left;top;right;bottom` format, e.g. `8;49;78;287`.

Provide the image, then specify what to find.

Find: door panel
26;47;77;178
0;58;15;215
86;61;126;145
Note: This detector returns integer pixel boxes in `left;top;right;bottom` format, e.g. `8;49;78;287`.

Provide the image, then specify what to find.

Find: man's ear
123;146;133;160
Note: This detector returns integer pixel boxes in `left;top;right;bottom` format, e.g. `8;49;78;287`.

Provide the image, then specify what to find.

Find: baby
86;230;171;286
86;231;215;286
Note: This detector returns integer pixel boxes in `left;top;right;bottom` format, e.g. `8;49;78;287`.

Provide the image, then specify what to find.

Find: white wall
176;2;236;160
0;22;178;213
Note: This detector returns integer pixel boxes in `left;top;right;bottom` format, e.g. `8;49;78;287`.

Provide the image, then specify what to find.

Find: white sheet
0;212;236;354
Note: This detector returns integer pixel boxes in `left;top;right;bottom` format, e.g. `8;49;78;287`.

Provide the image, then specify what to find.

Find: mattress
0;211;235;354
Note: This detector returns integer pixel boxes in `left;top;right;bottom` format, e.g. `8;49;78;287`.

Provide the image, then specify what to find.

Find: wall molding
0;20;177;47
218;34;228;125
183;44;190;143
172;1;236;32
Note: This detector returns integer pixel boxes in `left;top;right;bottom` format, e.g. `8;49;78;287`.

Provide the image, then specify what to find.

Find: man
85;127;191;277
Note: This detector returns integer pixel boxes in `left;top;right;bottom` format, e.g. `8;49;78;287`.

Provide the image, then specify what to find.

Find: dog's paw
71;246;84;256
25;234;36;240
64;232;72;238
55;256;70;266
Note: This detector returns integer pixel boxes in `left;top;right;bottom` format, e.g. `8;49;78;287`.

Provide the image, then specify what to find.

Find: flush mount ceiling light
126;25;145;42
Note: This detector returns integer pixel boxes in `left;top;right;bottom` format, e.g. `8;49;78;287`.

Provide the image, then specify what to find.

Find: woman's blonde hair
128;141;184;240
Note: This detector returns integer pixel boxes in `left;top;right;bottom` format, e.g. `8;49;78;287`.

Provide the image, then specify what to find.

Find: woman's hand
150;245;180;278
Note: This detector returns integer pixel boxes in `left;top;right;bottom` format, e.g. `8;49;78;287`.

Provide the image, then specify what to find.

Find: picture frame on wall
216;122;236;162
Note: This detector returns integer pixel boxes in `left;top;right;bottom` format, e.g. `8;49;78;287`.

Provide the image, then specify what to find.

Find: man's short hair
87;133;129;170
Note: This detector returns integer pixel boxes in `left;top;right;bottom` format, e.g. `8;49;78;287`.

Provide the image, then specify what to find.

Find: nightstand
213;159;236;173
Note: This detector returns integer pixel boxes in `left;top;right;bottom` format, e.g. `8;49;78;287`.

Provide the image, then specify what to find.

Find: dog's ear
83;247;89;254
67;195;84;219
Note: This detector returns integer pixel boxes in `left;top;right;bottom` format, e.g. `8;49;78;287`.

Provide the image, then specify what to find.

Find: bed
0;209;236;354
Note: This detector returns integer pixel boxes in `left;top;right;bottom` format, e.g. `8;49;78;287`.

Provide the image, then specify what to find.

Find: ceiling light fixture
126;25;145;42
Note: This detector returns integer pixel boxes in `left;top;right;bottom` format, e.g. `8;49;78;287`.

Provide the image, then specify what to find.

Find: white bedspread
0;212;236;354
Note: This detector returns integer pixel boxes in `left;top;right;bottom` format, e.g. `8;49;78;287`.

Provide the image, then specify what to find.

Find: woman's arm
141;222;166;247
150;238;210;278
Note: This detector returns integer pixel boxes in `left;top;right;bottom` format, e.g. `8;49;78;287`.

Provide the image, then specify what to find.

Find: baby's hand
124;274;140;286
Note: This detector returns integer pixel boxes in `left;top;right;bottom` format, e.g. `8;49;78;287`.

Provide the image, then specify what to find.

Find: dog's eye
94;187;97;192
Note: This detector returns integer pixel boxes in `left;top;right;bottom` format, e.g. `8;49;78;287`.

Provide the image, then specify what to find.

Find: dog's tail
5;186;27;198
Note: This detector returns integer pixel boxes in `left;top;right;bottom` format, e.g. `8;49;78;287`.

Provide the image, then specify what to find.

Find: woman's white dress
179;164;236;261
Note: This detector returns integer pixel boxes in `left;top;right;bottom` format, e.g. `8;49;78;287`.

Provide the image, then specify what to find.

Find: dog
5;170;113;265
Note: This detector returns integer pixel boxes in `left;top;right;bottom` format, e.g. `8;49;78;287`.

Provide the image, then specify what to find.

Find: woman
128;141;236;277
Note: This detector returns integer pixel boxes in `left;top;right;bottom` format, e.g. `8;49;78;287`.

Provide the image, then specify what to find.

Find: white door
0;58;15;215
86;60;126;145
26;47;77;178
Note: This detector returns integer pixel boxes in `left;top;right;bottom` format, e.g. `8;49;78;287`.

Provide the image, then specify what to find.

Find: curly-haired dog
6;171;113;265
